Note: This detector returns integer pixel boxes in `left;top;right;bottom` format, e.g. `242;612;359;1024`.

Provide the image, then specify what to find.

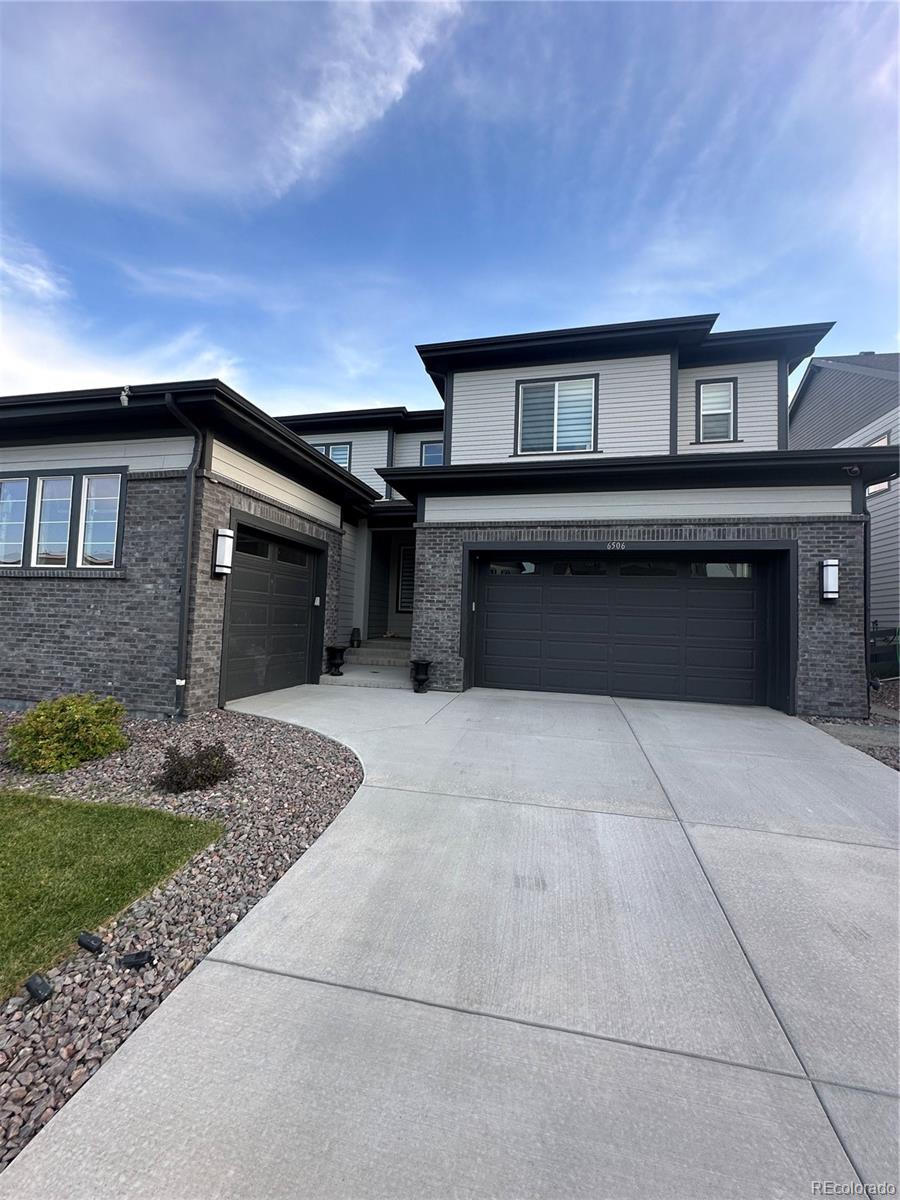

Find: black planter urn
410;659;432;694
325;645;348;676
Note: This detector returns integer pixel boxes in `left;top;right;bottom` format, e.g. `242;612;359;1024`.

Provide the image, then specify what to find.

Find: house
1;314;896;720
789;352;899;636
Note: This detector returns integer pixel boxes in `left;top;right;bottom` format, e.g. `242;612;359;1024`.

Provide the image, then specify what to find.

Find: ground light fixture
213;527;235;575
820;558;839;601
25;974;53;1003
120;951;153;969
78;931;104;953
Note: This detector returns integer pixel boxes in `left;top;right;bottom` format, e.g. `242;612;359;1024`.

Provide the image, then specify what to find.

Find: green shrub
6;693;128;774
153;739;237;794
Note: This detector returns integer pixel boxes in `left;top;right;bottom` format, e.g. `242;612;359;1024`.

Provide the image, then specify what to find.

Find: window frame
420;440;444;467
866;433;891;497
515;373;599;456
0;476;29;567
694;377;739;445
310;441;352;471
76;473;123;569
0;467;127;573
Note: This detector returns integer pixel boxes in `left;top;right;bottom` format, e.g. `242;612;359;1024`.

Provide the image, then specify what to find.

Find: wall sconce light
214;528;235;575
820;558;839;602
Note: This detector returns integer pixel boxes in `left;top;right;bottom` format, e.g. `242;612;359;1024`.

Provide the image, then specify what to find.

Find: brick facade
183;471;343;712
0;473;185;718
410;516;869;717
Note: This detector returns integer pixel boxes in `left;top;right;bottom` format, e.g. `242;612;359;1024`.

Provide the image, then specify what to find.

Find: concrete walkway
2;689;898;1198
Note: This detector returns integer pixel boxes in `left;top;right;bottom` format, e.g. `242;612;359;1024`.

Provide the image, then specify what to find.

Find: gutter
164;392;203;720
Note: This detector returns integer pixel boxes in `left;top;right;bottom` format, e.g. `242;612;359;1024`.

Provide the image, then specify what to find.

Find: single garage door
223;528;319;702
475;553;770;704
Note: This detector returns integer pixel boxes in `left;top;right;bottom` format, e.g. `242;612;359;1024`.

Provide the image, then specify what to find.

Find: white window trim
76;473;122;569
31;475;74;568
517;376;597;455
311;442;351;468
698;381;736;443
420;440;444;466
866;434;891;496
0;476;28;567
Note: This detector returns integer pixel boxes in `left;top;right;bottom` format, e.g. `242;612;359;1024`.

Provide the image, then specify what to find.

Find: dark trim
694;377;739;445
863;503;873;713
851;476;866;514
385;428;395;500
396;544;415;613
0;465;129;572
415;495;426;523
216;508;329;708
381;445;899;501
278;406;443;435
514;374;599;456
420;440;444;466
777;357;788;449
309;440;352;473
164;394;203;719
443;372;454;466
669;348;679;454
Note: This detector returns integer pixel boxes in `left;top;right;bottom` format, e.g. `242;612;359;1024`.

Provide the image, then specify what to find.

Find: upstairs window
0;478;28;566
420;440;444;467
697;380;737;443
311;442;351;470
867;434;890;496
518;376;596;454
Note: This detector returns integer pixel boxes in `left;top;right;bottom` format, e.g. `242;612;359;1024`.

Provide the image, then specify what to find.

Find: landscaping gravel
0;709;362;1171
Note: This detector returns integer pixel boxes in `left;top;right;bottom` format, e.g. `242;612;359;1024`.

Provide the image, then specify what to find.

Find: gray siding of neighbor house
393;430;442;467
790;362;899;450
835;409;900;630
0;471;185;717
450;355;672;464
677;360;779;453
299;429;390;497
410;515;867;717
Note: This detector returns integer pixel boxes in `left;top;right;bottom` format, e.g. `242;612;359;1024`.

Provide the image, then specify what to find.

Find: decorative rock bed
0;709;362;1171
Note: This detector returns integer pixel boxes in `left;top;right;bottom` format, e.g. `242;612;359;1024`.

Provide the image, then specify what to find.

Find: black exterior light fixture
820;558;839;602
213;527;235;576
25;974;53;1003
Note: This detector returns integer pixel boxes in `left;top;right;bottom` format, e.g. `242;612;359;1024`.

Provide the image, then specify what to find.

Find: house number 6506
606;541;627;551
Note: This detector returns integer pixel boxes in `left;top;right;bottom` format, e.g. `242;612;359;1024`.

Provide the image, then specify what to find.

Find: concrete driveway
2;688;897;1198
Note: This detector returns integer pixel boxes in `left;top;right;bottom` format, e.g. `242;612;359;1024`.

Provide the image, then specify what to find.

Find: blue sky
1;1;897;413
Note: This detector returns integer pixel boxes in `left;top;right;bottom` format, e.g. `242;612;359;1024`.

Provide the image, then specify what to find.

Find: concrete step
360;638;411;650
320;664;412;690
345;648;412;667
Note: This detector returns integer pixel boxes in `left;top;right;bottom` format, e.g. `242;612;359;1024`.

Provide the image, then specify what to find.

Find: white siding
0;436;194;473
423;485;853;523
450;355;672;464
678;360;779;453
299;429;389;496
209;439;341;528
393;431;442;467
834;409;899;449
338;521;358;641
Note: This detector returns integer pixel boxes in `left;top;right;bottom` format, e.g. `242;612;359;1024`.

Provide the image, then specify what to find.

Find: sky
1;0;897;414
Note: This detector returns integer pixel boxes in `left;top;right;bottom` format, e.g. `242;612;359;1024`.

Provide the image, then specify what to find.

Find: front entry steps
320;640;413;689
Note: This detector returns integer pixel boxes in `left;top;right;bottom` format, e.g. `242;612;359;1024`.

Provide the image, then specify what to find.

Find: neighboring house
789;352;899;633
1;314;896;720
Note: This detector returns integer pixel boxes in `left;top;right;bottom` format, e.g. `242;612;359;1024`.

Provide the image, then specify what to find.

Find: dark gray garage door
475;553;769;704
223;529;317;702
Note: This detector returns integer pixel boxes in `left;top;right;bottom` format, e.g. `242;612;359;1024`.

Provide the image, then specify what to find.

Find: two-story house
1;314;896;719
789;352;899;641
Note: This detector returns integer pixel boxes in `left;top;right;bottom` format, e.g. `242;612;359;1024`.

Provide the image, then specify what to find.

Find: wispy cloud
0;238;70;304
1;1;461;204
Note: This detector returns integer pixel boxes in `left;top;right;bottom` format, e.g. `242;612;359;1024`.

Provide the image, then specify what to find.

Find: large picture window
517;376;596;454
697;379;737;443
0;469;126;571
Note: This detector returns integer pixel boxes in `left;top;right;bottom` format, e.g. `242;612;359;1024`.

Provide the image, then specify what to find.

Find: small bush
6;693;129;774
153;739;237;794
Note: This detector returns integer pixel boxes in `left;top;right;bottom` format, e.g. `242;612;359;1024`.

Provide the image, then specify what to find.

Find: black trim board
777;357;788;449
443;372;453;466
459;539;799;713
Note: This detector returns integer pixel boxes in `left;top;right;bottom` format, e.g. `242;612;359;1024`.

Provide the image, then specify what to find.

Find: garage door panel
485;610;542;632
544;612;610;636
686;674;758;703
541;665;611;692
609;670;683;699
542;640;609;663
231;563;270;595
686;646;759;670
484;584;542;607
272;573;310;598
687;588;757;611
544;585;611;608
481;663;542;688
227;600;270;628
686;616;760;640
613;641;683;667
484;636;543;658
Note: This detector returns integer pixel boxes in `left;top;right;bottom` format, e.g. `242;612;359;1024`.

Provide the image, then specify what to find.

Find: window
697;380;737;443
276;542;307;566
397;546;415;612
518;377;595;454
311;442;351;470
0;478;28;566
420;441;444;467
690;562;753;579
235;531;270;557
619;561;678;577
488;561;537;575
867;434;890;496
77;475;121;567
552;560;608;575
32;476;73;567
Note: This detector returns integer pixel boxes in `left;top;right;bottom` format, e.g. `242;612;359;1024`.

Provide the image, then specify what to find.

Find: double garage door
475;552;773;705
222;528;319;702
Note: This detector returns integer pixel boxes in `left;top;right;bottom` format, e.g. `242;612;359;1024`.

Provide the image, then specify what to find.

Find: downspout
164;393;203;720
863;501;876;717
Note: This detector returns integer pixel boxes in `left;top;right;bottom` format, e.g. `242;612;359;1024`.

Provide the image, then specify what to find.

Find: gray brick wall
0;473;185;717
410;516;868;717
184;472;343;712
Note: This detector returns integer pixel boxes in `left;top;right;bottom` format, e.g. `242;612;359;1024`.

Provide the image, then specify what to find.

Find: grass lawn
0;789;223;999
